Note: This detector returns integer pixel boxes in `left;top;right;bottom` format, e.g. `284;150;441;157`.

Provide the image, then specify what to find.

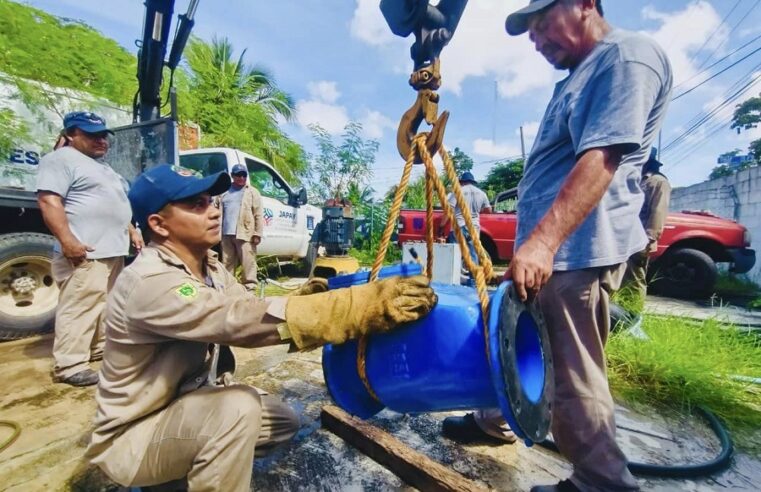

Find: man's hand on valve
504;236;555;303
284;275;437;350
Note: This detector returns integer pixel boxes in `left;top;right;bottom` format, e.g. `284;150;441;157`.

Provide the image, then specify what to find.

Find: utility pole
658;130;662;159
492;80;498;143
519;126;526;160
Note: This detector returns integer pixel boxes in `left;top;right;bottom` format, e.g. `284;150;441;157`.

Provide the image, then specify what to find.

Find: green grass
607;315;761;451
349;244;402;267
714;272;761;298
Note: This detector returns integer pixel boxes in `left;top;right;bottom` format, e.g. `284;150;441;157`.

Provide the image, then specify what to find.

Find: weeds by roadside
607;314;761;452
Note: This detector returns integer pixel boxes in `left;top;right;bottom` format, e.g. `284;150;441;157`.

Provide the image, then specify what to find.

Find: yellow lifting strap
357;132;495;403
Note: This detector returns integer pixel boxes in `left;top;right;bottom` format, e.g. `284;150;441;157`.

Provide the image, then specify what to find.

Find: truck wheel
650;248;718;299
0;233;58;341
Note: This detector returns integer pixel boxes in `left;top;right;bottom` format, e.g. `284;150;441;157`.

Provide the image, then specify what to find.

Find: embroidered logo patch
175;282;198;299
170;165;201;178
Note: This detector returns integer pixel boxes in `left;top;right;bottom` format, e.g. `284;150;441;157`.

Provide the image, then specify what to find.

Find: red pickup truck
397;190;755;299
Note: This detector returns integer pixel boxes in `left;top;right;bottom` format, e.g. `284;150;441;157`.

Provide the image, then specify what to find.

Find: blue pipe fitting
322;265;554;445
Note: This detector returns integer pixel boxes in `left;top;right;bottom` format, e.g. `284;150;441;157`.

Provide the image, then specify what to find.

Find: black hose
538;407;734;478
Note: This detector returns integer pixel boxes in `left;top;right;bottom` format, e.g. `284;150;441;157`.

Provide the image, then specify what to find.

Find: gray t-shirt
36;147;132;259
447;184;490;232
221;186;244;236
516;29;673;271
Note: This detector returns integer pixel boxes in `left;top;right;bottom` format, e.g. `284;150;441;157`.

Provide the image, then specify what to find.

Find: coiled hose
538;407;734;478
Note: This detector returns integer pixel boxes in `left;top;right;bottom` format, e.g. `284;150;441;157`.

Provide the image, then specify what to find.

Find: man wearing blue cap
86;164;436;491
36;111;143;387
219;163;263;290
439;171;491;266
442;2;672;491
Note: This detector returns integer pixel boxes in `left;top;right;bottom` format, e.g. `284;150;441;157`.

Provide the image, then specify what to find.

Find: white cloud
350;0;555;99
307;81;341;104
296;81;394;138
349;0;398;46
296;100;350;135
472;138;521;158
516;121;539;143
361;110;396;140
641;1;725;86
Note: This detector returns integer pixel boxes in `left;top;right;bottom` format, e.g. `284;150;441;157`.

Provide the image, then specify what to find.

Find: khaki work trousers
51;255;123;380
476;264;639;492
221;236;258;290
98;385;299;492
623;248;650;309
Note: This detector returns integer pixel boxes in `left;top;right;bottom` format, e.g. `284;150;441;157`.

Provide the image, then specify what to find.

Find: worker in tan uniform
624;148;671;308
220;163;263;290
86;164;437;491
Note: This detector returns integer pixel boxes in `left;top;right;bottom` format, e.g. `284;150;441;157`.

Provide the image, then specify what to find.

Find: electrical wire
686;0;741;70
695;0;761;71
674;32;761;91
673;46;761;101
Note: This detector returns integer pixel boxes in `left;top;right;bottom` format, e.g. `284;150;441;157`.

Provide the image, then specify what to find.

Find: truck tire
0;233;58;341
650;247;718;300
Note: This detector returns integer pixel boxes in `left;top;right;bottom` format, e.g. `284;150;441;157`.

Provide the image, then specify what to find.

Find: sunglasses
232;173;248;178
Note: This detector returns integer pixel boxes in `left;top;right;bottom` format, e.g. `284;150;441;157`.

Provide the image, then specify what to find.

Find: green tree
179;36;306;181
481;158;524;199
0;0;136;104
709;164;736;180
306;122;378;203
731;94;761;164
0;108;31;157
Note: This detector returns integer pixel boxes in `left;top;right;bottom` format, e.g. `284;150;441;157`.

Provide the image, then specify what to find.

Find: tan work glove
290;277;329;297
285;275;437;349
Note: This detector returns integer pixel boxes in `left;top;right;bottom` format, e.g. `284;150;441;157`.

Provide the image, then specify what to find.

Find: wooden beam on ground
321;405;488;492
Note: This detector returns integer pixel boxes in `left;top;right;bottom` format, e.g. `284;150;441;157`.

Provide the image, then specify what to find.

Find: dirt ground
1;333;760;492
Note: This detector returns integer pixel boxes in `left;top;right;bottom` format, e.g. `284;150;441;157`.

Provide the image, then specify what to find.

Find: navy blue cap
129;164;231;226
231;164;247;175
505;0;558;35
459;171;476;184
63;111;113;134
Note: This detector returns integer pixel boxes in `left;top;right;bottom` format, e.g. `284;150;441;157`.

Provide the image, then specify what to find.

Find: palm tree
183;36;296;122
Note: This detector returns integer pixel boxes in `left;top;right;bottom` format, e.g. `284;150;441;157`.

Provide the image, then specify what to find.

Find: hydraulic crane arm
135;0;199;122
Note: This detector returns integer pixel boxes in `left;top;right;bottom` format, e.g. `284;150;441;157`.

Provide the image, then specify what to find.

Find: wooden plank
321;405;488;492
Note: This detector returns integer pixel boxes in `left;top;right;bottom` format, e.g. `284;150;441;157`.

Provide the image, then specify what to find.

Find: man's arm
128;223;144;252
506;147;622;301
252;188;263;245
37;191;93;264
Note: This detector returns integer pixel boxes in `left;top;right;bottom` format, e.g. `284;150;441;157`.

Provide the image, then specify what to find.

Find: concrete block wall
670;166;761;282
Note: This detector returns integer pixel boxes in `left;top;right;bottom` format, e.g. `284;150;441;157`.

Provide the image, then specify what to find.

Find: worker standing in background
219;163;263;291
36;111;143;387
624;148;671;308
439;171;491;265
442;1;673;491
87;164;437;491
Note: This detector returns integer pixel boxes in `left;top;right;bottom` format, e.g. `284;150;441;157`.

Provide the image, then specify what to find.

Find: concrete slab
644;295;761;328
1;335;760;491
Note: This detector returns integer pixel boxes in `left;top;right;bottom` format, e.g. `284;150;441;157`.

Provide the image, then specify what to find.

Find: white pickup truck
179;147;321;261
0;143;319;340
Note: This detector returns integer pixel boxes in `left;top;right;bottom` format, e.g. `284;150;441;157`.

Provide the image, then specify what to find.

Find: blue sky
22;0;761;195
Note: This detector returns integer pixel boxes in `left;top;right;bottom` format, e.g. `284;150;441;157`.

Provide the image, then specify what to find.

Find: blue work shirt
516;29;673;271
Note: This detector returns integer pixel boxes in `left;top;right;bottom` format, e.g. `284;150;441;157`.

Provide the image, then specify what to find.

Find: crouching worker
86;164;437;491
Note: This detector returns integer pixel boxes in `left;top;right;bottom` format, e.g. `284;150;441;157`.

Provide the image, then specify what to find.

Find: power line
672;45;761;100
695;0;760;70
673;32;761;91
686;0;741;69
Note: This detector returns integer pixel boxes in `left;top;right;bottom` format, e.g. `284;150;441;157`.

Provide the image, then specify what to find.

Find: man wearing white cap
442;2;673;491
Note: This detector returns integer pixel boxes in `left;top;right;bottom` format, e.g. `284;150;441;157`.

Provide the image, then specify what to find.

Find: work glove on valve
290;277;329;296
285;275;437;349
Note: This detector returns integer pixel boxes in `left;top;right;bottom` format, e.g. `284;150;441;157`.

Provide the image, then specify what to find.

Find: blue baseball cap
231;164;247;175
459;171;476;184
129;164;231;226
63;111;113;134
505;0;558;36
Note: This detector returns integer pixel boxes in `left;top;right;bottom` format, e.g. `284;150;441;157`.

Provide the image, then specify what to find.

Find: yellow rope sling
356;133;495;403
